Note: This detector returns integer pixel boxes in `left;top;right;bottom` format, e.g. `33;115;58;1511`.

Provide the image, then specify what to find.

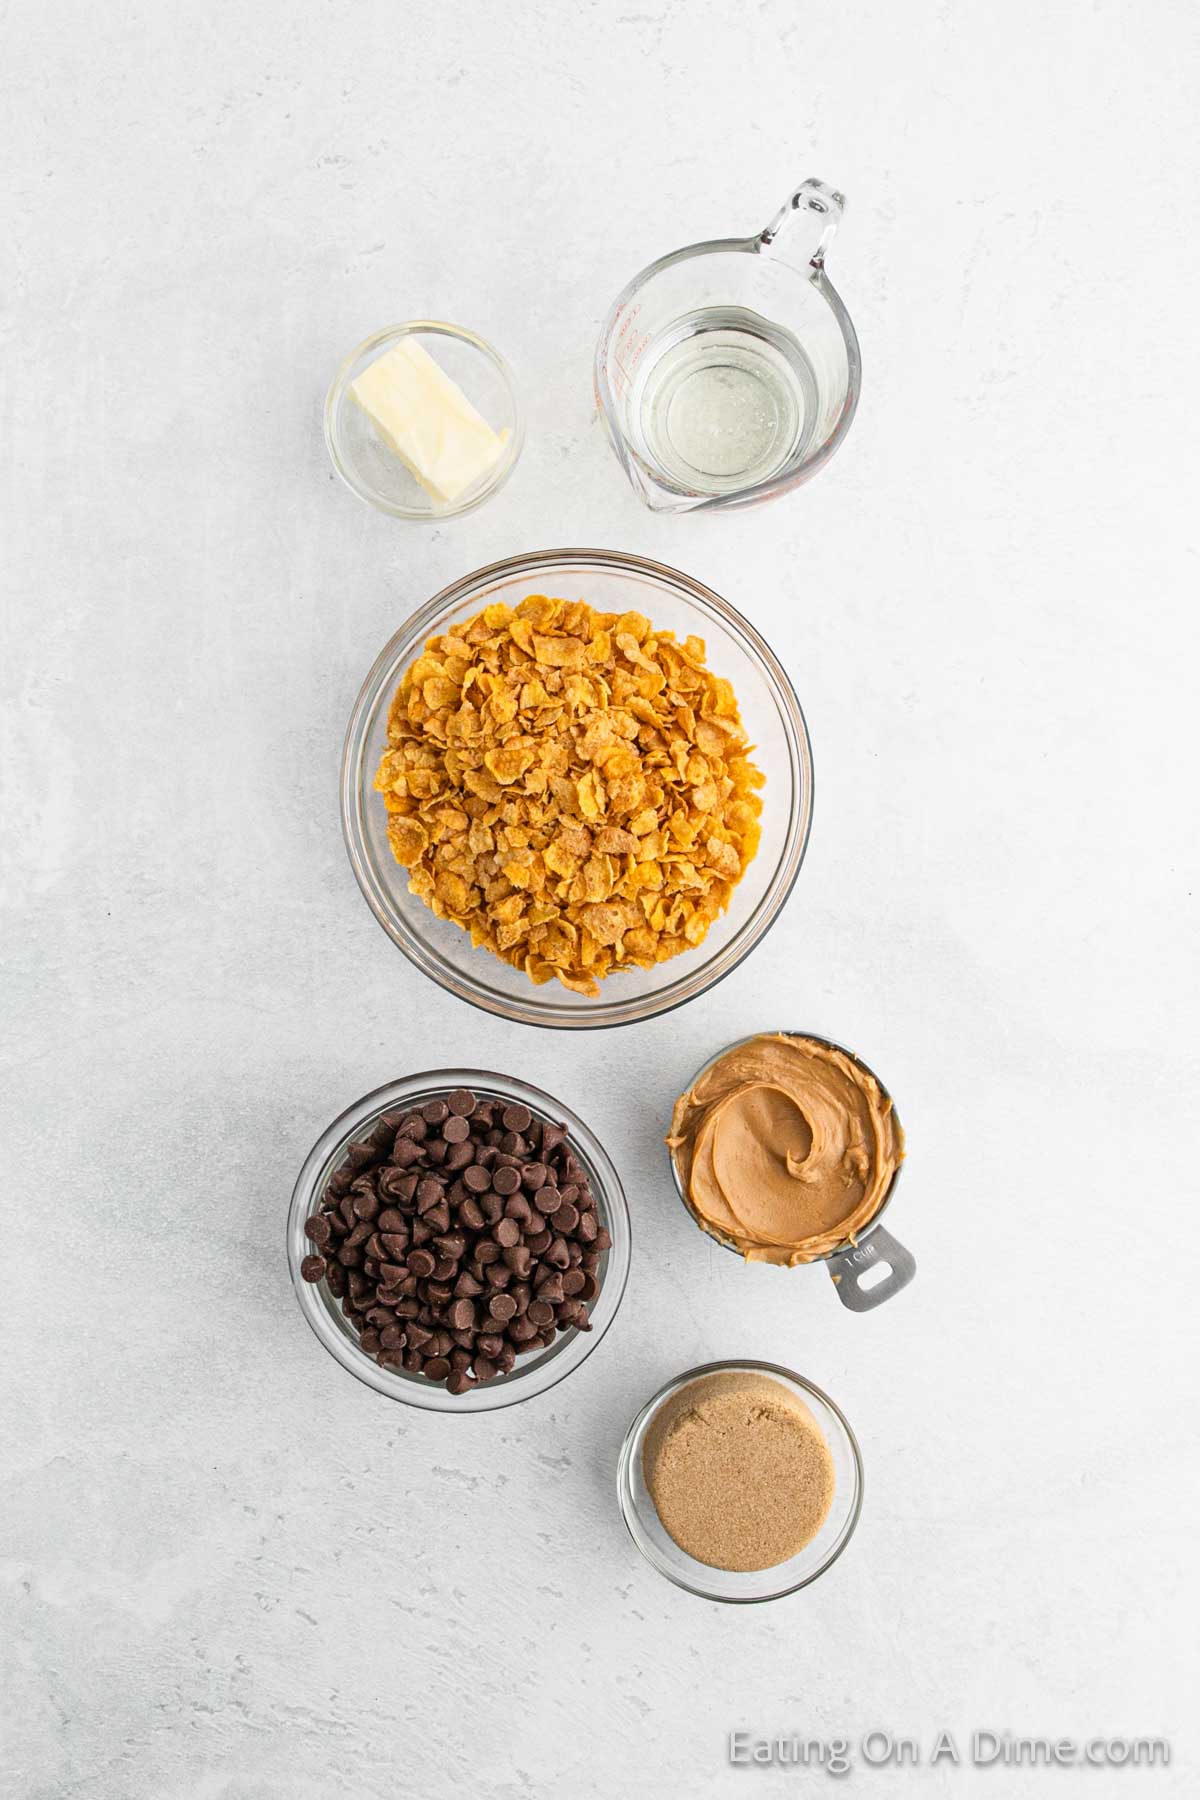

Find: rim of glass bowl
617;1359;864;1601
287;1070;631;1413
324;321;525;520
340;548;814;1029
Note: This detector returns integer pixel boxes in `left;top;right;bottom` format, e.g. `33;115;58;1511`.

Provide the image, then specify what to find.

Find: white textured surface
3;2;1199;1796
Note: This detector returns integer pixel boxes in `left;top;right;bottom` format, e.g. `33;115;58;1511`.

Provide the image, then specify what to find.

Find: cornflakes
375;595;764;996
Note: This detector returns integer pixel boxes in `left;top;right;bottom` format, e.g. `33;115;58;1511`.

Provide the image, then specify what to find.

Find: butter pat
350;339;509;504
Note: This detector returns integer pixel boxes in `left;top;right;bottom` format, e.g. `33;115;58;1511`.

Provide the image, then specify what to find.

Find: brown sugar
642;1371;835;1572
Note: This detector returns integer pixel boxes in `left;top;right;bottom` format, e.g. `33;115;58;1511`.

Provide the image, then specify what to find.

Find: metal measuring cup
667;1032;916;1312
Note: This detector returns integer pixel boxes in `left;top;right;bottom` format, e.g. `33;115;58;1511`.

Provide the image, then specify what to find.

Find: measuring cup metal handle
759;178;846;272
825;1224;915;1312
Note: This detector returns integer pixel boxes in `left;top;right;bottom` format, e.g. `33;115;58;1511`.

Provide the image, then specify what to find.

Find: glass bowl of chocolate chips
287;1070;631;1411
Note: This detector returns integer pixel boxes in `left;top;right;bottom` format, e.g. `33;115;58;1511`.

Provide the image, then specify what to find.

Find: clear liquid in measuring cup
626;307;818;498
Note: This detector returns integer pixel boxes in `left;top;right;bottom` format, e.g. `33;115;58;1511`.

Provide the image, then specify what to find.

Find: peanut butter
667;1033;903;1265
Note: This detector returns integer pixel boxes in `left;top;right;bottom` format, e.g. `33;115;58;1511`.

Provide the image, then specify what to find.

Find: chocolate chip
408;1248;436;1278
423;1356;451;1383
443;1115;471;1145
488;1292;517;1322
421;1100;450;1125
300;1254;326;1282
521;1162;549;1192
447;1088;477;1117
493;1216;521;1248
304;1215;332;1247
463;1165;491;1193
551;1202;580;1234
492;1165;521;1197
416;1177;445;1213
502;1103;533;1133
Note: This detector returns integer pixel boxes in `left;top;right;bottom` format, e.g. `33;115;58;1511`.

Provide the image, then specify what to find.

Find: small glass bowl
324;322;524;520
287;1069;631;1413
617;1360;863;1601
341;548;814;1029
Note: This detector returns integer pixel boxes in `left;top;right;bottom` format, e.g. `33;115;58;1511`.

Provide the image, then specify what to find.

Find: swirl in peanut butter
667;1034;904;1265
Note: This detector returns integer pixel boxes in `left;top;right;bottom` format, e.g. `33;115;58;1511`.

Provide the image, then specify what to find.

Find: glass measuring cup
595;179;860;513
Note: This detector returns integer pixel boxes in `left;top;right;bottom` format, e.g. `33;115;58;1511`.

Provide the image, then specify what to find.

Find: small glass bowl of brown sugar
617;1360;863;1601
288;1070;631;1412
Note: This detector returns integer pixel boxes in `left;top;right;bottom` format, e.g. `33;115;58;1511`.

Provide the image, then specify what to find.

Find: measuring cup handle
825;1225;915;1312
759;178;846;271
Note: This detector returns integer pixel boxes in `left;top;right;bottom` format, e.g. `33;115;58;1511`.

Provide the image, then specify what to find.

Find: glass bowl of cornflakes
341;549;813;1029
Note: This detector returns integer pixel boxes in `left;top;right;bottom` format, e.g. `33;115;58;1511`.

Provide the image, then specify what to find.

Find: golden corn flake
373;595;764;996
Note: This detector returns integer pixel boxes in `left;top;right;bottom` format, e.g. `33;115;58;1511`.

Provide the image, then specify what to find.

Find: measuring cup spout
759;178;846;272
